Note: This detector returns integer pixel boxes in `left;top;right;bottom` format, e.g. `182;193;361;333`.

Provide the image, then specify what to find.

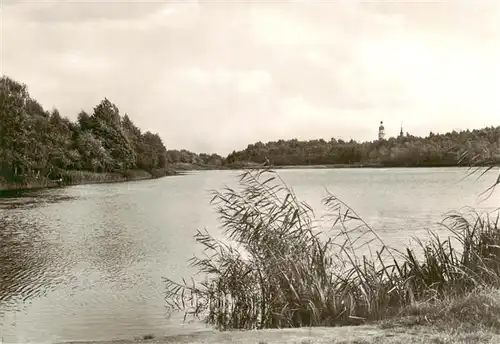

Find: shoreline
0;168;180;194
174;162;481;171
1;163;491;193
59;324;500;344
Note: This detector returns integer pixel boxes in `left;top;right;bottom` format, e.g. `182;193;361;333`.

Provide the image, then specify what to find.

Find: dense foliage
0;76;174;184
166;149;225;168
226;128;500;168
0;76;229;185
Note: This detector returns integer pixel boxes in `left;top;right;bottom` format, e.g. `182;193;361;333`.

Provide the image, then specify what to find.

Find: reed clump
60;170;126;184
164;169;500;330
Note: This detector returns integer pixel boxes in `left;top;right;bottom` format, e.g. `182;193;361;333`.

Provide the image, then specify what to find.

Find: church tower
399;122;404;138
378;121;385;140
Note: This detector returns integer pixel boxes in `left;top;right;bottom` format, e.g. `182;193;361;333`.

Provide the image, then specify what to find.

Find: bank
0;168;179;193
61;324;499;344
60;288;500;343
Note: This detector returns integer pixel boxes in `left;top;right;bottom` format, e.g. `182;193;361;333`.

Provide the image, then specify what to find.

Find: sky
1;0;499;155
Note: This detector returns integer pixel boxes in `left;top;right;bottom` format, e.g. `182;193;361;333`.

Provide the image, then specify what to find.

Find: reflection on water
0;216;72;308
0;169;498;343
0;191;75;210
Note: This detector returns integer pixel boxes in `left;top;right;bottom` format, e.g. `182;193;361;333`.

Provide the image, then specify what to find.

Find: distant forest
1;76;499;185
227;128;500;168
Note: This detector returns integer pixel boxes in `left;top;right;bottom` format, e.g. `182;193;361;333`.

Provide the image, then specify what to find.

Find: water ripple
0;216;74;308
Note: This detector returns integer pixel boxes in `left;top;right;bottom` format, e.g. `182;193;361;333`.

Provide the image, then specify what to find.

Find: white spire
378;120;385;140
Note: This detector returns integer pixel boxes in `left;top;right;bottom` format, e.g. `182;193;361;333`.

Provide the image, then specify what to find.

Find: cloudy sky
2;0;499;154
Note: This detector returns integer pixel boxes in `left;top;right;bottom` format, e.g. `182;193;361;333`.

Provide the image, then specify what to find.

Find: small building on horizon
378;121;385;140
378;121;405;141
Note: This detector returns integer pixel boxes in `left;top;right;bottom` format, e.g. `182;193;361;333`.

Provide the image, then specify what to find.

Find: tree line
226;128;500;168
2;76;498;185
0;76;223;184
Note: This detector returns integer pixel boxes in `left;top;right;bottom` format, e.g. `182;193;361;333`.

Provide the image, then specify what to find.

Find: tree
0;76;173;183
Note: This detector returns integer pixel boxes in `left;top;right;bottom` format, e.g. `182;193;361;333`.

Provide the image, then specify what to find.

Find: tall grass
164;169;500;330
60;170;127;184
61;169;160;184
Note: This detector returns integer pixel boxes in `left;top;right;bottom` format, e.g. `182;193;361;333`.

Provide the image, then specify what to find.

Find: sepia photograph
0;0;499;343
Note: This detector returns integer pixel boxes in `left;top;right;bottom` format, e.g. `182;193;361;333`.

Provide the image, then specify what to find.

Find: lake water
0;168;498;343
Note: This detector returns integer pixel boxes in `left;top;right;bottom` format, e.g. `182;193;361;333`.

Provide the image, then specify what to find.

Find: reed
60;170;126;184
61;169;158;184
164;168;500;330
